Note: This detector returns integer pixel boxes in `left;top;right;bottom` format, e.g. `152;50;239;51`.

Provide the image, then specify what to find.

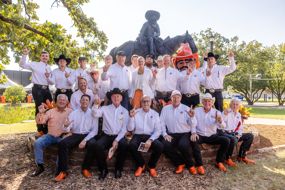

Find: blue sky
6;0;285;69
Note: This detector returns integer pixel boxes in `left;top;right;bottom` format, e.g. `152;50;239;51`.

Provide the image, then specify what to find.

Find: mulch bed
0;125;284;190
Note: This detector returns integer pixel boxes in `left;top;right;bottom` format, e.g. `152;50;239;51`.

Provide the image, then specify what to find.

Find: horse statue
109;31;198;65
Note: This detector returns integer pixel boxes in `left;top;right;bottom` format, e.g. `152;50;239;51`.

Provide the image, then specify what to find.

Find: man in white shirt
128;54;139;72
160;90;203;175
155;55;181;103
191;93;230;172
87;88;129;180
172;44;205;108
101;51;132;110
73;56;90;90
55;94;98;182
48;54;74;101
203;51;236;111
88;67;106;102
221;98;255;165
128;95;163;177
19;48;53;135
70;78;94;110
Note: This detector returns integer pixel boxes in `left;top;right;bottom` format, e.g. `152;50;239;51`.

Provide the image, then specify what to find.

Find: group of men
19;44;255;182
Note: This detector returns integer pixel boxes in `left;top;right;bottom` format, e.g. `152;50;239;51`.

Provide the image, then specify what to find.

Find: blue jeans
34;134;61;164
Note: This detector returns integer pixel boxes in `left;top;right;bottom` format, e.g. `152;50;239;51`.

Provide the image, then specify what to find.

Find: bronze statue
110;10;198;65
137;10;162;56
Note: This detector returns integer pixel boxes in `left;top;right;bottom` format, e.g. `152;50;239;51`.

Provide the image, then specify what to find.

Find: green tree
0;0;108;82
266;45;285;106
225;41;273;105
3;85;26;104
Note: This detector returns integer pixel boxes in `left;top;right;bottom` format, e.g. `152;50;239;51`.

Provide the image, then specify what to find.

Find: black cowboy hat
106;88;124;100
206;52;219;60
54;54;71;65
145;10;160;21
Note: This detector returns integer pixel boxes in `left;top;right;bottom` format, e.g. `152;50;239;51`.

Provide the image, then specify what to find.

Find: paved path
245;117;285;126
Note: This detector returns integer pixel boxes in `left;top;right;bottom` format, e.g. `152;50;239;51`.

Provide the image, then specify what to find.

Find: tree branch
22;0;31;20
0;13;53;42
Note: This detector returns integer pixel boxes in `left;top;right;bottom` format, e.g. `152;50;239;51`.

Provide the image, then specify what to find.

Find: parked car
232;94;244;101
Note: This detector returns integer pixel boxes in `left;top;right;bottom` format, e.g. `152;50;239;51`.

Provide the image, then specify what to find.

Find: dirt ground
0;125;285;190
247;125;285;148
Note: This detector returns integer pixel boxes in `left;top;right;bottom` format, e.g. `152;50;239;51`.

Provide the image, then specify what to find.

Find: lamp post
209;34;214;52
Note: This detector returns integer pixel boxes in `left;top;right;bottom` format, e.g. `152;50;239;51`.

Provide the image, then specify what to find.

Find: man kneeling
128;95;163;177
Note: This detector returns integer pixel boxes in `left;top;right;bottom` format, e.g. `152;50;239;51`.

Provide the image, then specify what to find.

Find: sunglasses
177;59;194;64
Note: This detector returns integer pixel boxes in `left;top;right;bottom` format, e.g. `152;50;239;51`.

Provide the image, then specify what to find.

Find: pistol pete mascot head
172;43;200;72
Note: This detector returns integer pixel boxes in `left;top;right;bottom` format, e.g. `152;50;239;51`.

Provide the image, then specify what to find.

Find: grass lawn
0;122;35;134
250;107;285;120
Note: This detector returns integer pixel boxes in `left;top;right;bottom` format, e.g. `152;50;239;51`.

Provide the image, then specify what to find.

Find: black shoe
114;170;122;178
98;169;108;180
31;164;44;177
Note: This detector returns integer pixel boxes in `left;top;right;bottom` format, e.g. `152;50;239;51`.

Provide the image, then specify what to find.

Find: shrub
3;85;26;105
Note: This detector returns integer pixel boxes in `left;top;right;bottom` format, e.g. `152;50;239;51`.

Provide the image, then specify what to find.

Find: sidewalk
245;117;285;126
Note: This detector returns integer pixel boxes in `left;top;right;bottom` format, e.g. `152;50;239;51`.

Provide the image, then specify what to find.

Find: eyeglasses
142;100;151;103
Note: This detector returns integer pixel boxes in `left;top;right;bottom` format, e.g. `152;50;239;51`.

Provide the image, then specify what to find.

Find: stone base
27;133;260;170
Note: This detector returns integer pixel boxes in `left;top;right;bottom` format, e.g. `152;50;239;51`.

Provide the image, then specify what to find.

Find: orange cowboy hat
172;43;200;69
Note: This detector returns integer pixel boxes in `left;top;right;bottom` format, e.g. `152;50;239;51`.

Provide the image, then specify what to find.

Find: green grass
250;107;285;120
0;122;35;134
0;105;35;124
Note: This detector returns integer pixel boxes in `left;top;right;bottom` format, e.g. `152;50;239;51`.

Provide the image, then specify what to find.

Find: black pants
181;94;200;108
196;134;230;163
161;133;202;168
93;134;128;171
57;134;87;172
32;85;52;133
205;90;223;112
55;89;73;102
218;131;254;159
129;134;163;168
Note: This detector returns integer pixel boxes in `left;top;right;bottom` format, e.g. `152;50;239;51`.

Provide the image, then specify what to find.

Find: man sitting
160;90;203;175
55;94;98;182
31;94;72;176
191;93;230;172
128;95;163;177
220;98;255;165
88;88;129;180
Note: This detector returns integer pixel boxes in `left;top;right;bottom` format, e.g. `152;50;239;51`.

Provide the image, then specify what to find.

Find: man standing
178;58;205;108
191;93;230;172
87;88;129;180
55;94;98;182
101;51;132;110
74;56;90;90
19;48;53;135
160;90;204;175
155;55;181;103
203;51;236;111
128;54;139;73
70;78;94;110
128;95;163;177
31;94;72;177
48;54;74;101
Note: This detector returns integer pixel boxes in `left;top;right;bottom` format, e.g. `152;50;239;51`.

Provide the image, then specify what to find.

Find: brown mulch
247;125;285;149
0;125;285;190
